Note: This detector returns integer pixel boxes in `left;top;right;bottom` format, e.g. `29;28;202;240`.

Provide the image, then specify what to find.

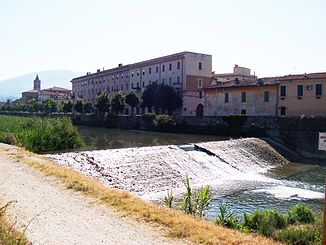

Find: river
48;126;325;219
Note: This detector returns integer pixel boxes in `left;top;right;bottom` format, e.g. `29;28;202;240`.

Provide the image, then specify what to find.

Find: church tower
33;75;41;91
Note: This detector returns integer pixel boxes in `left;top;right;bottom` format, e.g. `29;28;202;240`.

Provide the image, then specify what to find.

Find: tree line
1;83;182;115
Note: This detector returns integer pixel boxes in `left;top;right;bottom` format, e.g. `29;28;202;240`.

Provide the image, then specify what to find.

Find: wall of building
278;78;326;117
204;85;278;116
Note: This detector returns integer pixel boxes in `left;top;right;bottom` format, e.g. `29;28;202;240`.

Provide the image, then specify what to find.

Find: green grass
0;115;84;153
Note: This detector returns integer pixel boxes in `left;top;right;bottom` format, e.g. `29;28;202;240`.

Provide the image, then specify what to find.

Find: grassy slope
0;144;281;245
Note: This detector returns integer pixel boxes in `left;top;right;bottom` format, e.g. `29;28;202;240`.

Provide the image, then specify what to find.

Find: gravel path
0;154;184;245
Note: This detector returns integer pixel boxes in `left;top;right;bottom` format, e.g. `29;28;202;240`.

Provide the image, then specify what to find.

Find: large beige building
277;72;326;117
71;51;212;115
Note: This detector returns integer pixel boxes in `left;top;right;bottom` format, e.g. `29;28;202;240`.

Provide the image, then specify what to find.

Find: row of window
223;91;270;103
280;84;322;97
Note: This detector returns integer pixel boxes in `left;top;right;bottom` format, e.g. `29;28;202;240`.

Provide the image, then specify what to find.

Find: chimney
97;69;100;73
118;63;123;67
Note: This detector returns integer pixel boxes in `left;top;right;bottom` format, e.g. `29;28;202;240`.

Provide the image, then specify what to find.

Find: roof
206;77;279;90
278;72;326;81
42;87;71;92
22;89;38;94
71;51;211;81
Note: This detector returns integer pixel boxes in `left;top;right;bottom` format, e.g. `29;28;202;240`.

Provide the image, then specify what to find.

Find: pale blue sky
1;0;325;80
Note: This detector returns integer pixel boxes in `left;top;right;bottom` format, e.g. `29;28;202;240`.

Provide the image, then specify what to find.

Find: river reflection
77;126;228;151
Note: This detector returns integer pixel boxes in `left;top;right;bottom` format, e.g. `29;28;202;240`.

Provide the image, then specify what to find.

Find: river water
48;126;325;219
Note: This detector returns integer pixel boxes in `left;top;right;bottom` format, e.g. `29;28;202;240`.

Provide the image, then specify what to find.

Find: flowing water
47;126;325;217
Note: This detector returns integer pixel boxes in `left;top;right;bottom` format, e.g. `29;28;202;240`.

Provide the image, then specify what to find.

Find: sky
1;0;326;80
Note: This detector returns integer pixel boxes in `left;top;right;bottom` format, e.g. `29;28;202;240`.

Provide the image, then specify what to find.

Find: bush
154;115;175;132
141;113;156;123
0;115;84;153
242;209;287;236
287;204;316;225
104;114;119;128
215;204;240;229
273;221;322;245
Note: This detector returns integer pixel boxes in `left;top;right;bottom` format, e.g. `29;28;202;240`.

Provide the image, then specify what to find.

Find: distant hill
0;70;83;101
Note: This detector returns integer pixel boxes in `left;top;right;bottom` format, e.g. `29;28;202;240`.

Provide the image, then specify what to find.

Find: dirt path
0;153;185;245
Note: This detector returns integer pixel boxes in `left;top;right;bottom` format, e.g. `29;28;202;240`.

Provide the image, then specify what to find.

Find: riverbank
0;143;278;245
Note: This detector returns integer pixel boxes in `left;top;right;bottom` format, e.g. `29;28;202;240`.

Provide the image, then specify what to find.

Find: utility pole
323;183;326;245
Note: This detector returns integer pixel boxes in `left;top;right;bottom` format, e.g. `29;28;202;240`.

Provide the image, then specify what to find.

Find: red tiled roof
278;72;326;80
205;77;279;89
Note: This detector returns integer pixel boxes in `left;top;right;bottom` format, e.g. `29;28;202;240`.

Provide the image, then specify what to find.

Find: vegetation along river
48;126;325;219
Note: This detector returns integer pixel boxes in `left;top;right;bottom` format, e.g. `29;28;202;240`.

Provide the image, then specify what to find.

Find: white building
71;51;212;115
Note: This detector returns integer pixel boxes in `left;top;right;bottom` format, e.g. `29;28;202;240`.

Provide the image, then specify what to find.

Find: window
126;84;129;90
177;76;180;84
225;93;229;103
149;67;152;74
162;78;165;85
198;79;202;88
142;70;145;76
199;91;202;99
142;82;145;88
264;91;270;102
169;63;172;71
137;71;139;76
137;82;139;88
162;65;165;72
112;76;114;80
280;85;286;97
117;75;119;79
198;62;202;70
316;84;322;96
169;77;172;86
297;85;303;97
177;62;180;69
241;92;246;102
121;74;123;79
131;72;134;77
121;84;123;90
156;66;159;73
241;109;246;115
280;106;286;116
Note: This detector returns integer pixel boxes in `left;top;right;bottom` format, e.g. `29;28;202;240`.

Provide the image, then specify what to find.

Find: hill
0;70;82;101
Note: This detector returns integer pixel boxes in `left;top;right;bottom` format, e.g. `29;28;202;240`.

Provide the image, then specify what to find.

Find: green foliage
222;115;248;129
63;101;73;113
125;91;139;110
215;204;239;229
0;115;84;153
95;92;110;114
41;99;58;113
83;102;94;113
287;204;316;225
142;83;182;113
141;113;156;123
272;220;322;245
154;115;175;132
74;100;84;114
179;176;212;217
243;209;287;236
164;190;174;209
110;93;125;114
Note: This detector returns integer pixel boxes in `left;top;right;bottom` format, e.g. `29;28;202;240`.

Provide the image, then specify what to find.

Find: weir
47;138;291;199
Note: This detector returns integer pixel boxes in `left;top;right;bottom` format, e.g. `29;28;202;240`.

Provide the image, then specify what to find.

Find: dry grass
0;144;281;245
0;202;29;245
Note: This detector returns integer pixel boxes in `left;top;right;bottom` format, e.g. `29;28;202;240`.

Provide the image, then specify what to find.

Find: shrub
0;132;17;145
242;209;287;236
287;204;316;225
164;190;174;209
154;115;175;132
141;113;156;123
215;204;240;229
273;221;322;245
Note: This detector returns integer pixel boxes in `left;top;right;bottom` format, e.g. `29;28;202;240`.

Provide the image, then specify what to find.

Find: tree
83;102;94;113
142;83;182;114
110;92;125;114
141;82;159;112
41;99;58;113
73;100;84;114
95;92;110;114
63;101;73;113
125;91;139;114
27;98;39;112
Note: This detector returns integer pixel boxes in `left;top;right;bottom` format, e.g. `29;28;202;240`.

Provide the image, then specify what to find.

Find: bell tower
33;75;41;91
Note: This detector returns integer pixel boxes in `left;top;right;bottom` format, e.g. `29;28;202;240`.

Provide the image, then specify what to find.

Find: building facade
204;78;279;116
71;51;212;115
277;72;326;117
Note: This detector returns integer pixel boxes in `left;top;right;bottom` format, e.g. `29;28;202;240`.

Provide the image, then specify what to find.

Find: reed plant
0;115;84;153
